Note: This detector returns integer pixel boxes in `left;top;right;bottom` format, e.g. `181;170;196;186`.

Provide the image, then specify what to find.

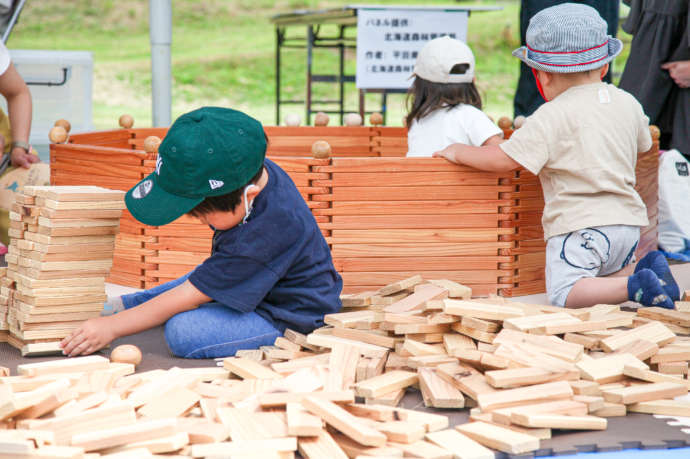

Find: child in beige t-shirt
433;3;679;309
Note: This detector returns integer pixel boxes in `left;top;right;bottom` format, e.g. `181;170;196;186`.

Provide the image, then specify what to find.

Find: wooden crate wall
49;126;659;298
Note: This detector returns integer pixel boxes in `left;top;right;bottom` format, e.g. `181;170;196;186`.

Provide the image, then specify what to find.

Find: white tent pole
149;0;172;127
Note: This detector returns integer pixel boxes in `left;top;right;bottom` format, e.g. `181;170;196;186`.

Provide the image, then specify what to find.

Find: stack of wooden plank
2;276;690;458
1;186;125;354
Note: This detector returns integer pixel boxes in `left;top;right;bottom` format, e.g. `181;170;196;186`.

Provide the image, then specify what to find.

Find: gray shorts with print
545;225;640;307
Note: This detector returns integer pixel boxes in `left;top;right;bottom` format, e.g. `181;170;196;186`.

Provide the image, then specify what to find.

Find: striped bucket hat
512;3;622;73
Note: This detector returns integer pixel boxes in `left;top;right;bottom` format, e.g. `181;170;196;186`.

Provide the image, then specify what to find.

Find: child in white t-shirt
406;36;503;157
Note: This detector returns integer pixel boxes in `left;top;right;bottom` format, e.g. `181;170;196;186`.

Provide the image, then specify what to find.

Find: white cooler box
2;49;93;162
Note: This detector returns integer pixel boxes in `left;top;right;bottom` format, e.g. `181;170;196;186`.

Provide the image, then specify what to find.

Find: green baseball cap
125;107;266;226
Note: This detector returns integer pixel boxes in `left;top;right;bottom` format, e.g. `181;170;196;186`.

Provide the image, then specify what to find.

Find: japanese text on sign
356;8;469;89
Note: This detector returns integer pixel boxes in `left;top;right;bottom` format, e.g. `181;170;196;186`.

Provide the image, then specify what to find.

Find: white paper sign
356;8;469;89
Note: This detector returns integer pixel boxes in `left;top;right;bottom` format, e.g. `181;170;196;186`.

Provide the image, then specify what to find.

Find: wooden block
511;413;607;430
377;275;423;296
223;357;283;380
302;396;387;447
365;388;405;406
637;306;690;328
569;380;601;396
190;438;297;457
402;339;446;357
456;421;540;455
460;316;499;333
485;367;577;389
428;279;472;299
592;402;627;417
541;314;634;335
332;328;397;348
628;399;690;416
286;403;322;437
576;353;648;384
450;323;496;344
601;382;687;404
298;430;348;459
387;440;452;459
650;345;690;363
235;349;264;361
274;336;302;352
17;355;109;377
271;353;330;374
491;400;588;425
493;329;584;362
503;312;581;333
418;367;464;409
476;381;573;412
20;341;64;357
327;345;359;391
258;390;354;408
612;339;659;361
443;333;476;354
331;432;404;458
340;291;375;308
572;395;605;412
600;321;676;352
425;429;493;459
444;299;524;320
306;334;388;358
70;418;177;451
623;364;690;388
375;420;426;444
658;361;689;375
137;387;200;419
354;370;418;398
384;285;448;314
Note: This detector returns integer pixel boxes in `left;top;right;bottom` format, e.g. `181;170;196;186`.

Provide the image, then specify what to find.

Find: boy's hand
60;316;116;357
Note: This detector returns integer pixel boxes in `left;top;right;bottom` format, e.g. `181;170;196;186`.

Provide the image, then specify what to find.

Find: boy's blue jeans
121;272;282;359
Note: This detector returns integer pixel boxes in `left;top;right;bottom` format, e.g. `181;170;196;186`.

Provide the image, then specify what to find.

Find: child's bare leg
565;276;628;308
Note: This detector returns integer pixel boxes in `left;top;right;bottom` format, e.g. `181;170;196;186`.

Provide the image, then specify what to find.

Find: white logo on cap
132;179;153;199
155;156;163;175
209;179;224;190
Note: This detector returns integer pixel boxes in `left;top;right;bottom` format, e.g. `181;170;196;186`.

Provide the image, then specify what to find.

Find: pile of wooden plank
2;275;690;458
0;186;125;354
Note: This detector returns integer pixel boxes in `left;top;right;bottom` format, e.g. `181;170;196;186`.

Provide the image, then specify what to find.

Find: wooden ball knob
369;112;384;126
344;113;362;126
314;112;329;126
49;126;68;144
284;114;301;127
649;125;660;141
110;344;142;366
312;140;331;158
54;119;71;133
143;136;162;153
497;116;512;129
119;114;134;129
513;115;526;129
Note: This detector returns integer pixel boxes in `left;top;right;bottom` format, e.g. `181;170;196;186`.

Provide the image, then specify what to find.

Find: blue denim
121;273;282;359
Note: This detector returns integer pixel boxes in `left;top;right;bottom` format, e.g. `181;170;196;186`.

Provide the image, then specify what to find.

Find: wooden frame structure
50;125;659;297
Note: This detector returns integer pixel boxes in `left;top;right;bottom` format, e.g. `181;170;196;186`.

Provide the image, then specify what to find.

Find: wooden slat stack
1;186;125;354
2;275;690;457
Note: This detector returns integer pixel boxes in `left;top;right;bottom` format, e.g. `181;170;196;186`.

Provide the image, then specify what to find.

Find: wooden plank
601;382;687;404
636;307;690;328
576;353;648;384
384;284;448;314
306;334;388;358
476;381;574;412
17;355;109;377
444;300;524;320
298;431;348;459
425;429;493;459
354;370;418;398
378;275;423;296
418;368;464;409
600;322;676;352
70;418;177;451
375;420;426;444
223;357;283;380
258;391;355;408
485;367;578;389
510;413;607;430
623;365;690;389
286;403;323;437
302;396;387;447
456;421;540;455
628;399;690;416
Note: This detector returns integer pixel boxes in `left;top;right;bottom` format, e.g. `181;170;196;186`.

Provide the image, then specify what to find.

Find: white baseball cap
412;36;475;84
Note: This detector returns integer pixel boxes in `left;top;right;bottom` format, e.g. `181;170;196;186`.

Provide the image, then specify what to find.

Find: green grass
8;0;631;129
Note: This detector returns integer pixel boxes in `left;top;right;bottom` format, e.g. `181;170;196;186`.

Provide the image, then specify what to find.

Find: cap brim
125;172;203;226
512;38;623;73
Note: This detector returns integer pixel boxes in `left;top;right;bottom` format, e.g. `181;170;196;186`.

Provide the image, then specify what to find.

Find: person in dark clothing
513;0;620;117
619;0;690;157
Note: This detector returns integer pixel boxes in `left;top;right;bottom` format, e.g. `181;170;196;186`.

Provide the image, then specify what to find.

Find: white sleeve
0;41;10;75
463;106;503;147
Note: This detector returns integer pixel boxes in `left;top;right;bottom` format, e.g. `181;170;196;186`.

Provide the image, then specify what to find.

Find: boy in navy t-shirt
60;107;343;358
